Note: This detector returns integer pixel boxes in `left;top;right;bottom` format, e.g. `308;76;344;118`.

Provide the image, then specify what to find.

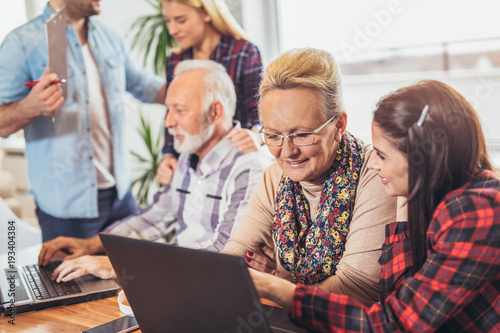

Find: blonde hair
163;0;249;41
259;48;345;121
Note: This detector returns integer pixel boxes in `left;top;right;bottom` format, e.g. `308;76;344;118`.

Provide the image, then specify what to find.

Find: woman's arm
222;163;292;281
222;163;281;256
313;149;398;305
255;181;500;332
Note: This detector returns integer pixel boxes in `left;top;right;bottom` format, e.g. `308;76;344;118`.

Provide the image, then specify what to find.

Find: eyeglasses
259;115;337;147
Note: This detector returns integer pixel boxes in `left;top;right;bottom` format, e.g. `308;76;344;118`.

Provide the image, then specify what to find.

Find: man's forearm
0;101;37;137
0;72;65;136
103;202;177;242
88;234;106;254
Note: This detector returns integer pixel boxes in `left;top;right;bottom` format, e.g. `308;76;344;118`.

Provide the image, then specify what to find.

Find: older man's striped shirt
105;132;271;252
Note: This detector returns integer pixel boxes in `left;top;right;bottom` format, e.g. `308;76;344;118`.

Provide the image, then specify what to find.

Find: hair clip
417;105;430;127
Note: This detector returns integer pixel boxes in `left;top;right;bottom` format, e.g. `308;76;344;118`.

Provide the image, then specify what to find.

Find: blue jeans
36;188;138;242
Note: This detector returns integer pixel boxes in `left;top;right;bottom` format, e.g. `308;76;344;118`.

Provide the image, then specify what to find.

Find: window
276;0;500;74
275;0;500;163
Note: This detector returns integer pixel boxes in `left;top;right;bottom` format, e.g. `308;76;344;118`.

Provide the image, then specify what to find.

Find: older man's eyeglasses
259;115;337;147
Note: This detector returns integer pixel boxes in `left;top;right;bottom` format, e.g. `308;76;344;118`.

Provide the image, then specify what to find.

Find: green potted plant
129;0;176;75
128;0;176;206
130;108;163;207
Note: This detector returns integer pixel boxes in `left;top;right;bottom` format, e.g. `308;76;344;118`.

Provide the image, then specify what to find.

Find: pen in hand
24;79;67;87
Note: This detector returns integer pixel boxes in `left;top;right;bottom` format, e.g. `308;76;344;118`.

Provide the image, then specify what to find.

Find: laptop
100;233;308;333
0;258;119;314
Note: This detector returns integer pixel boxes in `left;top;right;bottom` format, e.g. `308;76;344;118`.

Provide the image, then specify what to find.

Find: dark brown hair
373;80;493;272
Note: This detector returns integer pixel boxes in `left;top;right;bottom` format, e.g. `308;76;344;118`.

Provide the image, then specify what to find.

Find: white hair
174;60;236;129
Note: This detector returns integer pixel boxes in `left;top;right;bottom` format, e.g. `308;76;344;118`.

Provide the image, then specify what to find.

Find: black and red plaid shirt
291;170;500;332
162;35;263;155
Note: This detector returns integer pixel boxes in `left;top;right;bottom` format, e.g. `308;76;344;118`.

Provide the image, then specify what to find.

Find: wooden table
0;295;280;333
0;244;128;333
0;294;128;333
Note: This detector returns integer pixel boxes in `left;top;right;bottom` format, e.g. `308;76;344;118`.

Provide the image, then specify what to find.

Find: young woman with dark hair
249;80;500;332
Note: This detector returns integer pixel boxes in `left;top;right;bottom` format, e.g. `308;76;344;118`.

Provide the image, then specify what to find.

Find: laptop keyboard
22;261;82;300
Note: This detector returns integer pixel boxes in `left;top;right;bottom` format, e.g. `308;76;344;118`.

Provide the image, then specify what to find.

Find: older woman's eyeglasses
259;115;337;147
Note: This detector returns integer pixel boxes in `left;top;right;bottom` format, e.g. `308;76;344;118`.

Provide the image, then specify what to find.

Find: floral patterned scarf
272;132;364;284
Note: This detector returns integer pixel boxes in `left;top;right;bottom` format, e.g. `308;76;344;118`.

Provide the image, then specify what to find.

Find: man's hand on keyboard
52;255;117;282
38;235;104;267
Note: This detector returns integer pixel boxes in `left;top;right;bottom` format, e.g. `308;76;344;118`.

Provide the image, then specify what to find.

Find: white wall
274;0;500;167
342;69;500;141
341;69;500;167
0;3;27;43
240;0;279;66
277;0;500;63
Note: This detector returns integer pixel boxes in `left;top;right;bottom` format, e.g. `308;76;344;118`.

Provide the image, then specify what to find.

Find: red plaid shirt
162;35;263;155
291;170;500;332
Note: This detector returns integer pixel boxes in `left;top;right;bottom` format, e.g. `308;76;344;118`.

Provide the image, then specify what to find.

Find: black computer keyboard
22;260;82;300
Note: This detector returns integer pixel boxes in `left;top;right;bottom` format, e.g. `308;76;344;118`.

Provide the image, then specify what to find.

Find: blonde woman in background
157;0;263;185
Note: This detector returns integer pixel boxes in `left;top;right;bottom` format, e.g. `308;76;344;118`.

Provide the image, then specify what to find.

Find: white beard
168;118;215;154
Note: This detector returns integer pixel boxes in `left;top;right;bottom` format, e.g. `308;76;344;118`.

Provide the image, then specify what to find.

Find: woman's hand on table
248;268;295;312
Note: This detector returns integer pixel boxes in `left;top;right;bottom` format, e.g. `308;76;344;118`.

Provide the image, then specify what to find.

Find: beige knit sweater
222;145;398;305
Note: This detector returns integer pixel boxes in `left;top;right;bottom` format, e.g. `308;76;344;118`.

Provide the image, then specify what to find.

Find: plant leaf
128;0;173;75
130;105;163;207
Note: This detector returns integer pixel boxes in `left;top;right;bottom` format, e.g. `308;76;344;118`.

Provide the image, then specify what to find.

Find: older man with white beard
38;60;271;282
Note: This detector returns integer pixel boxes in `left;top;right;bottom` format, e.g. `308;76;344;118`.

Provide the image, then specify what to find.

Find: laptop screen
100;234;306;333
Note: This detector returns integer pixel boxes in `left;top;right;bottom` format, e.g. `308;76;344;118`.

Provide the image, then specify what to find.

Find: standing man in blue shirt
0;0;166;241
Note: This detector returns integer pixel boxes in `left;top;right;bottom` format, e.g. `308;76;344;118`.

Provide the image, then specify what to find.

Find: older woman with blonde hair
157;0;263;185
222;48;400;305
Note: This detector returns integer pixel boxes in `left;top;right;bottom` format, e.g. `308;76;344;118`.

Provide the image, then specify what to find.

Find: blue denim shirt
0;5;164;218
